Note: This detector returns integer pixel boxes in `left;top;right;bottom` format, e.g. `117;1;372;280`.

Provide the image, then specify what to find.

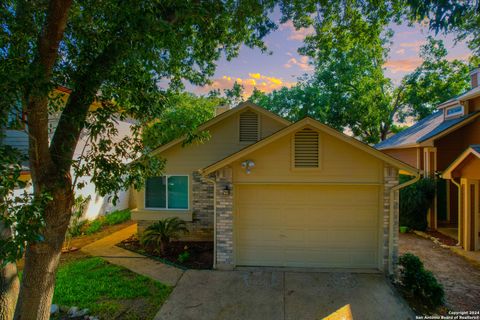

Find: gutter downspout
450;178;462;246
389;170;421;274
204;174;217;269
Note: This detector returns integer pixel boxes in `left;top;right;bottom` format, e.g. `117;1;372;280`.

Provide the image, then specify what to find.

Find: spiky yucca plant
140;217;189;255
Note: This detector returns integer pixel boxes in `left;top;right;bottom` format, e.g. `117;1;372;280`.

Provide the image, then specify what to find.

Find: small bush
104;209;131;226
399;177;436;231
178;250;190;263
141;218;189;255
398;253;445;308
86;219;104;235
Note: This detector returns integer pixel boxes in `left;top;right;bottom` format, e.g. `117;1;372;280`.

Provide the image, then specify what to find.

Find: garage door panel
235;185;380;269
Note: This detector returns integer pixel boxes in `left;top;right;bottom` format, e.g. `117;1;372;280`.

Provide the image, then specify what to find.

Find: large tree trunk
12;1;72;319
13;180;74;320
0;221;20;320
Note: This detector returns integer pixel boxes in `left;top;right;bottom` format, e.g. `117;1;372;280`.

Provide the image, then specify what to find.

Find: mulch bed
425;230;458;246
118;235;213;269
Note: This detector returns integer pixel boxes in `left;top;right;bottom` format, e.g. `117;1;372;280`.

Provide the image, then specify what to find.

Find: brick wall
215;172;234;269
383;164;400;274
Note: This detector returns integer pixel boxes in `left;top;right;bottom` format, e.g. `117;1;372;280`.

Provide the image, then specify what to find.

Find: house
1;86;131;220
376;66;480;251
132;102;418;273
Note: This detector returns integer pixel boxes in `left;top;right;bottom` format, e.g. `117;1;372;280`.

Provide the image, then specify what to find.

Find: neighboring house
1;86;131;220
132;102;418;273
376;67;480;251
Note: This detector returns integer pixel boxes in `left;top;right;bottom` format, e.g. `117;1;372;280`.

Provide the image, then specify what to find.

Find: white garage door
235;185;380;268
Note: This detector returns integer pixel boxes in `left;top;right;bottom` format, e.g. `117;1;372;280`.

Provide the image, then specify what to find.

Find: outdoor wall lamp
241;160;255;174
223;184;231;195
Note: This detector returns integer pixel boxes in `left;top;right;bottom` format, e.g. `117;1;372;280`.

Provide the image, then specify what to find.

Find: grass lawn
52;257;172;319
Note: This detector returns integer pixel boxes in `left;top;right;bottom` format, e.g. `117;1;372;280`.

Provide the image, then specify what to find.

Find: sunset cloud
280;20;315;41
197;73;296;97
399;40;426;52
284;56;313;71
395;48;406;55
384;57;423;73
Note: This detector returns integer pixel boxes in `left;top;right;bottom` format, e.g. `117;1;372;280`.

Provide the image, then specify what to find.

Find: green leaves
0;144;48;264
402;37;473;120
142;92;217;150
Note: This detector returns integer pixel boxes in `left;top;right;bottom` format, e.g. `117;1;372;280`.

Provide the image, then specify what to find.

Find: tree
400;0;480;55
402;37;475;120
208;81;246;108
252;16;473;143
1;1;281;318
142;93;219;150
250;81;336;126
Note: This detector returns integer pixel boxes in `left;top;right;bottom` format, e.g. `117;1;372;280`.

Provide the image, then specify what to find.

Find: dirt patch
67;220;135;249
118;235;213;269
399;233;480;312
424;230;458;246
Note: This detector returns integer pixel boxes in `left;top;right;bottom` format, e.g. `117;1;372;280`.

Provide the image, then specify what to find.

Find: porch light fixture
223;184;231;195
241;160;255;174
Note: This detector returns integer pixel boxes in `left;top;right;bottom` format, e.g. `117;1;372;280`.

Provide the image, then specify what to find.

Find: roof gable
442;145;480;179
151;102;290;156
202;117;418;175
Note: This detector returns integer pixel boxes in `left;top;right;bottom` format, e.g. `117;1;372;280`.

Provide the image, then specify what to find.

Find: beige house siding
133;109;287;212
132;107;287;240
232;128;384;184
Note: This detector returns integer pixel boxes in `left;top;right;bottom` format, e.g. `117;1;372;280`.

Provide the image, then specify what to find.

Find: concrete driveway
155;270;414;320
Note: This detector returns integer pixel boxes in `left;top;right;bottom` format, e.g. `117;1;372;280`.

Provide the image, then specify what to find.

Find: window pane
168;176;188;209
145;177;166;208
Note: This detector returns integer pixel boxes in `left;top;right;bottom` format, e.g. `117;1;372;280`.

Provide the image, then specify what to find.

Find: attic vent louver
239;111;259;143
294;128;319;168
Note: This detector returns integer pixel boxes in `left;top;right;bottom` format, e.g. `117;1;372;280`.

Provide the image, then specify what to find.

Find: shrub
86;219;104;235
141;217;189;255
398;253;445;308
178;251;190;263
104;209;131;226
399;176;436;231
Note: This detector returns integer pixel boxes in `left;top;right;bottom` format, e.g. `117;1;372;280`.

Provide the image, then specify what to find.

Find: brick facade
383;164;400;274
214;170;234;269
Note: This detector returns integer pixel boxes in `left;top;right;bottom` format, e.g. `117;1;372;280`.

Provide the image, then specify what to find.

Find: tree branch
49;42;125;173
26;0;73;188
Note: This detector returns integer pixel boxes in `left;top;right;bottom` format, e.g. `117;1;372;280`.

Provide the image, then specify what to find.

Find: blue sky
187;17;471;97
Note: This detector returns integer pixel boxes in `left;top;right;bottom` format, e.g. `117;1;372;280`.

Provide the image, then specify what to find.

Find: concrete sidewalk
81;224;184;286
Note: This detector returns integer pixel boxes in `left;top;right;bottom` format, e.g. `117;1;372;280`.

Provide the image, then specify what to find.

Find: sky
187;14;472;98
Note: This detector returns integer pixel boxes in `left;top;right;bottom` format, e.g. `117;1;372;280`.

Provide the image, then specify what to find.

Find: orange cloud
280;20;314;41
384;57;423;73
198;73;296;97
283;56;313;71
399;40;426;52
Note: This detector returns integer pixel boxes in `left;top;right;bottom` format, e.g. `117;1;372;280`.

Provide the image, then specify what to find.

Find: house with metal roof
376;67;480;252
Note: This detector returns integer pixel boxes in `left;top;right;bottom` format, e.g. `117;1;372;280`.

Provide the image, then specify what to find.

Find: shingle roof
471;145;480;154
375;112;442;149
375;111;480;150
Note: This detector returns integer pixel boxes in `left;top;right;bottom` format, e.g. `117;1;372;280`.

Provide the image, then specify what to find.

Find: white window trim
144;174;190;211
445;105;464;118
